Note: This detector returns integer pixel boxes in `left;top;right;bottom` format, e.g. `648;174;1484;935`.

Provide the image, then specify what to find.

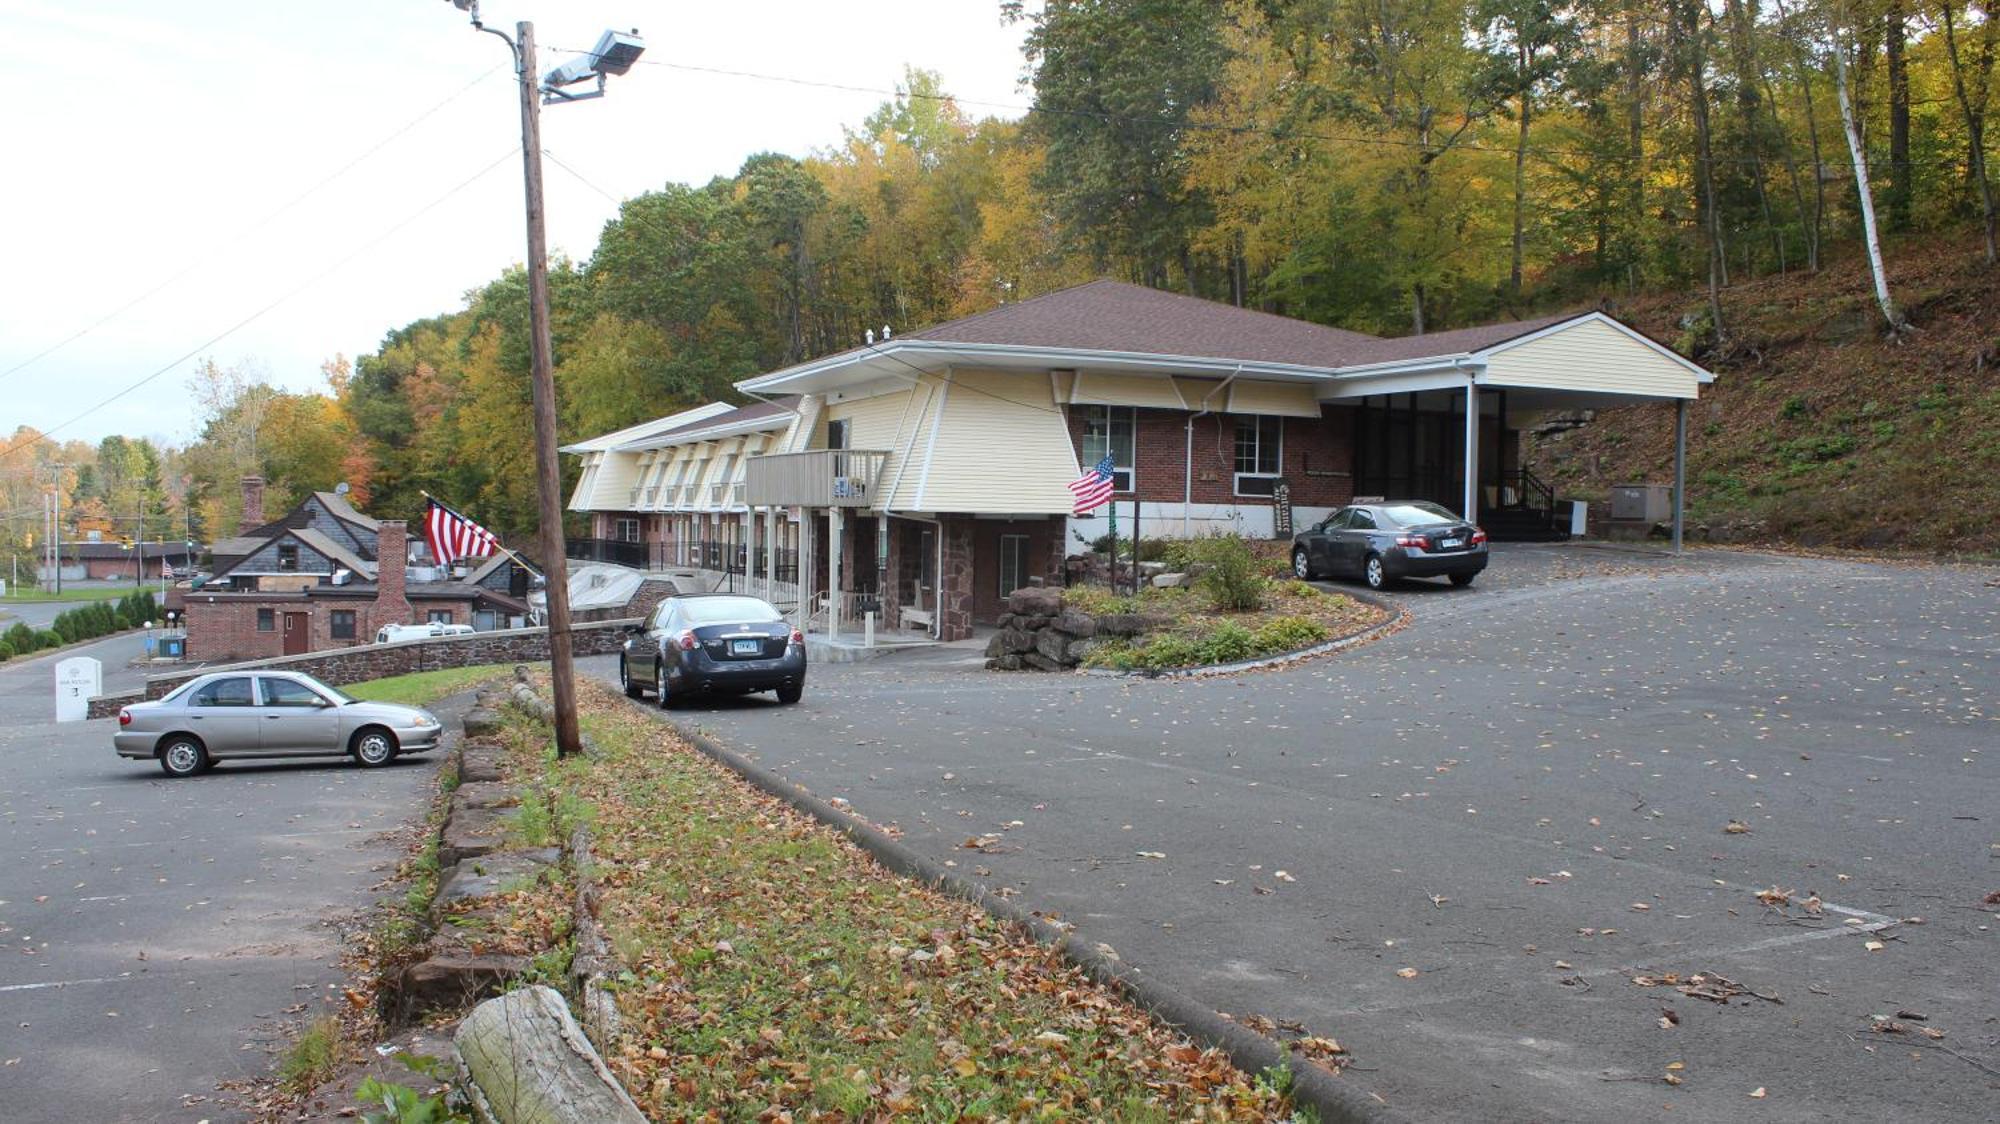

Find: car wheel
158;735;207;778
655;660;672;710
776;684;803;705
1449;572;1476;588
1364;553;1389;590
1292;548;1314;581
352;726;398;768
621;656;643;699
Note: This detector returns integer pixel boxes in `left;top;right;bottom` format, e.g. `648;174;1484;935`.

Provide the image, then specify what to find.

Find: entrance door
282;612;310;655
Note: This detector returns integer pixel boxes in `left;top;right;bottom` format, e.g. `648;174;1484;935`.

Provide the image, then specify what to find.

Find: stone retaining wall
85;618;638;718
983;587;1163;671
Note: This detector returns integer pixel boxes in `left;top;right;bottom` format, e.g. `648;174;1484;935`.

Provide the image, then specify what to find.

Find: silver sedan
114;670;444;777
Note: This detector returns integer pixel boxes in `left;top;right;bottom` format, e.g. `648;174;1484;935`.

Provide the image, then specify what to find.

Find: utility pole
514;21;581;757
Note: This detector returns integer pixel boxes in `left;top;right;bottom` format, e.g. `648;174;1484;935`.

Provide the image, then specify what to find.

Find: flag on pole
424;496;501;567
161;558;175;581
1068;454;1117;515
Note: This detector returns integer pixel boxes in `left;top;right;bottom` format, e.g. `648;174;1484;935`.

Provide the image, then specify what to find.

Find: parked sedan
114;670;443;777
1291;501;1489;590
620;593;805;707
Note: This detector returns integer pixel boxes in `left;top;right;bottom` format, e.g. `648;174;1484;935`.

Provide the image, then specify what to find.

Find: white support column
796;514;814;634
1672;399;1689;553
764;507;779;602
1462;381;1480;520
827;507;844;641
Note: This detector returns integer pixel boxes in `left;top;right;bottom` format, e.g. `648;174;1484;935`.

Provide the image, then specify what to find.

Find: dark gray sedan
114;670;443;777
620;593;805;707
1292;501;1488;590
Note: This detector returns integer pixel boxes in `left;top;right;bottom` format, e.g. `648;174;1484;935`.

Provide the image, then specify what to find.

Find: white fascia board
561;401;736;453
1478;311;1718;384
612;414;792;452
736;340;1340;394
1320;362;1479;399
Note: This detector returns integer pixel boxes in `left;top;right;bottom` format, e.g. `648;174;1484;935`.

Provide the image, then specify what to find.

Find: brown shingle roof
1331;310;1589;366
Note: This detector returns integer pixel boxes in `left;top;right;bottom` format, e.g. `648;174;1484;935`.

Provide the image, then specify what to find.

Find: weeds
278;1015;343;1093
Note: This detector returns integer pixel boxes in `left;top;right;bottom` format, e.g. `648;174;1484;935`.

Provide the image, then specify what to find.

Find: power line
0;64;505;385
0;147;522;466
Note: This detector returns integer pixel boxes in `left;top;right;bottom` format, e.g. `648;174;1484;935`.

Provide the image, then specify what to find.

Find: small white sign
55;657;102;723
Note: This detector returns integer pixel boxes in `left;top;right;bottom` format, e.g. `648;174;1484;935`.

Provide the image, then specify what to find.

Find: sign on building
1270;477;1294;540
54;656;102;723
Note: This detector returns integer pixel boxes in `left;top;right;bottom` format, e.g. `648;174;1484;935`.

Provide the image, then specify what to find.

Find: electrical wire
0;63;505;385
0;147;522;467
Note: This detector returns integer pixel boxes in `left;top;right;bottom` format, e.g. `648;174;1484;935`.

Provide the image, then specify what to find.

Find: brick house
61;541;195;582
184;480;537;661
567;281;1717;641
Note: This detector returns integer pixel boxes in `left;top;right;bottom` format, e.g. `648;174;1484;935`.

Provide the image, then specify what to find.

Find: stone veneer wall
86;618;639;719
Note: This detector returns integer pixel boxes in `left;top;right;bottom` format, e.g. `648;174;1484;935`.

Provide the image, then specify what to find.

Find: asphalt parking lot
584;544;1998;1123
0;644;458;1123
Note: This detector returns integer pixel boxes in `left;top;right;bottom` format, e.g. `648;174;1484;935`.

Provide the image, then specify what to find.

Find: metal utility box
1609;484;1673;523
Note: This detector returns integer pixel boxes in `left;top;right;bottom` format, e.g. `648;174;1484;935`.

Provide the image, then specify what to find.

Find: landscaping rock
984;632;1007;658
1001;626;1036;654
452;781;519;812
1034;628;1072;664
1095;612;1164;637
991;653;1023;671
1152;571;1190;588
434;847;562;913
455;985;647;1124
1021;652;1065;672
462;707;503;738
458;741;506;784
1008;586;1062;616
1053;610;1097;638
1068;638;1102;663
396;951;531;1017
439;805;520;867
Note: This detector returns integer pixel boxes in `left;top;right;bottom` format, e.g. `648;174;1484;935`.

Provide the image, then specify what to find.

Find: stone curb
658;717;1397;1124
1079;587;1409;681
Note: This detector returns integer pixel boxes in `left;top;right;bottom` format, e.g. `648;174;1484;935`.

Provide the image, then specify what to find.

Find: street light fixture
441;1;644;758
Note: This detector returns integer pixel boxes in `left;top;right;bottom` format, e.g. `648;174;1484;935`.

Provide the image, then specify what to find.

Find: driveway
0;644;460;1122
583;545;1998;1122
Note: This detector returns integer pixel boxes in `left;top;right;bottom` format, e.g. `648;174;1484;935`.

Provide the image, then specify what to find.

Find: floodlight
544;28;644;89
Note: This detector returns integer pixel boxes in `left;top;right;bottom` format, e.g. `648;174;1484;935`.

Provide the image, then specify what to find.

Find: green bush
35;630;60;650
1198;621;1259;663
0;641;13;662
4;623;34;652
1252;615;1331;652
1180;535;1264;612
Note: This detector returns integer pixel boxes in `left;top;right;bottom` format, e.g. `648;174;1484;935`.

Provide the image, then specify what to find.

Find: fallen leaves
1723;820;1753;834
1395;967;1419;979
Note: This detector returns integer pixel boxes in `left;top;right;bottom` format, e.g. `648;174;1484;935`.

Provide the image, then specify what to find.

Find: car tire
621;657;643;699
655;660;672;710
1364;553;1389;590
776;684;803;705
1449;572;1476;588
1292;548;1314;581
158;735;207;779
352;726;398;768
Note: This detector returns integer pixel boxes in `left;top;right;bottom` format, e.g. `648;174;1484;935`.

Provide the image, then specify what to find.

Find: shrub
0;640;13;662
1252;615;1331;652
1781;395;1810;420
34;630;61;650
4;623;33;652
1197;621;1259;663
1181;535;1264;612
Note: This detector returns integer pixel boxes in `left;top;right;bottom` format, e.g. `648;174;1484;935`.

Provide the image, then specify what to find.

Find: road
0;640;460;1121
584;545;1998;1123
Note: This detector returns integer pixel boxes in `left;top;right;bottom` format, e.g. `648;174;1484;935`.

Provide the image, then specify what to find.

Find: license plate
1438;537;1463;549
730;638;763;656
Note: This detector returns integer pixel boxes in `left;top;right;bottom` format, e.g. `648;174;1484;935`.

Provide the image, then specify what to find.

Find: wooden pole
517;22;581;757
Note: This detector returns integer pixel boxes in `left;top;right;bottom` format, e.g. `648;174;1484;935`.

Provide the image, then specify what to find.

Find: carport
1320;312;1713;548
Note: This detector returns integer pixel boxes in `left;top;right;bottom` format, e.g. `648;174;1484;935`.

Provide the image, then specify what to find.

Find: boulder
1000;627;1036;655
452;781;519;812
458;742;506;784
396;951;531;1017
984;632;1007;659
1053;610;1097;638
1021;652;1065;672
433;847;562;914
455;985;648;1124
1034;628;1072;664
462;708;504;738
1152;571;1190;588
992;654;1023;671
439;805;520;867
1068;638;1102;663
1008;586;1063;616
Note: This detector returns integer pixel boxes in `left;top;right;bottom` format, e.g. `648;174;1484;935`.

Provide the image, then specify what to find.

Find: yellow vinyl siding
882;378;945;510
585;451;642;509
1482;318;1702;398
1070;371;1187;410
915;369;1079;514
567;454;600;511
1225;379;1322;418
827;390;914;452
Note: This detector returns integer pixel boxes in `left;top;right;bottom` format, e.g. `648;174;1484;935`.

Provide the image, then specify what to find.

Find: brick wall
967;516;1064;624
1065;404;1357;521
938;516;976;641
375;521;413;626
87;617;641;718
184;594;454;662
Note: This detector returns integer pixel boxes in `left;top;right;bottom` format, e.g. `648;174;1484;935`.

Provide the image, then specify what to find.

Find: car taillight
1395;535;1426;548
1471;528;1488;545
789;629;804;647
118;709;132;726
676;630;698;651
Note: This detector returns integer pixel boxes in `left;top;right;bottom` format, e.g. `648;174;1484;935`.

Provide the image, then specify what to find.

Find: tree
1478;0;1581;299
1939;0;1999;262
1831;0;1909;331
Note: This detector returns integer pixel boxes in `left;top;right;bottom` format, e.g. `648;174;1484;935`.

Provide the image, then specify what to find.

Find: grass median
543;677;1306;1121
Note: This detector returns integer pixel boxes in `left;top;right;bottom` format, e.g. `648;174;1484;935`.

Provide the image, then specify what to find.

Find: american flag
1068;453;1116;515
424;497;500;567
161;559;175;581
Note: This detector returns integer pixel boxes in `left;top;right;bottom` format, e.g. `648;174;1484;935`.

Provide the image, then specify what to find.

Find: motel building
563;281;1716;643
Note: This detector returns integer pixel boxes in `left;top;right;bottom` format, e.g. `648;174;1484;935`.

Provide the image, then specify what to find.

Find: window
614;518;640;543
1349;509;1377;531
1078;405;1135;491
998;534;1030;599
427;609;453;625
191;677;256;708
825;419;850;449
261;677;327;708
276;543;299;571
330;610;356;639
474;609;499;631
256;608;275;632
1233;415;1283;496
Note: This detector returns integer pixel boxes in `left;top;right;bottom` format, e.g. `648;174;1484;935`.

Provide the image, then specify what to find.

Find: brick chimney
238;475;266;534
373;520;413;626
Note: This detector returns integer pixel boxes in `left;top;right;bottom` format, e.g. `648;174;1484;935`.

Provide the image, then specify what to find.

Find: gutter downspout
1185;366;1243;537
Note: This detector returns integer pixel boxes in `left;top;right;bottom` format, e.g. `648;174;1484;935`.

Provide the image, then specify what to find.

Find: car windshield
1378;502;1461;528
678;596;781;625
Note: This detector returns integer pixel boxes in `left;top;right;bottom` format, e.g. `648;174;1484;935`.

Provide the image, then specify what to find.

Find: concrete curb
661;717;1397;1124
1079;588;1409;680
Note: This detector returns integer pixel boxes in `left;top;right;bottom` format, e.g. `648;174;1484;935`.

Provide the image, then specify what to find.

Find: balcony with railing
744;449;888;508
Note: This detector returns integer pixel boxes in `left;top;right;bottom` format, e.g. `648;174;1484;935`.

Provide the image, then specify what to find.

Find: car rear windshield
1379;502;1461;527
679;596;781;625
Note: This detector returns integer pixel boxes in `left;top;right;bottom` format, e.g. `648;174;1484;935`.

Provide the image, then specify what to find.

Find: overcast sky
0;0;1032;452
